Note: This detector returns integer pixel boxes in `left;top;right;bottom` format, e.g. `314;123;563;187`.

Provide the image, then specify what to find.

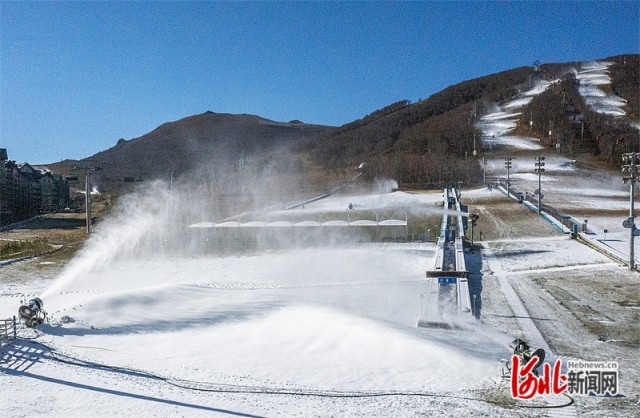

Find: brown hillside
48;55;639;195
50;112;332;193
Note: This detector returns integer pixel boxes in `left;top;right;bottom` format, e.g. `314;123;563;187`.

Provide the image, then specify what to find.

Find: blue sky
1;1;639;164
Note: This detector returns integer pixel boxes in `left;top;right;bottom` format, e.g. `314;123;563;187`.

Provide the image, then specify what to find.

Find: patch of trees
537;62;578;80
310;67;534;187
527;77;578;146
609;54;640;118
526;70;640;163
362;100;412;124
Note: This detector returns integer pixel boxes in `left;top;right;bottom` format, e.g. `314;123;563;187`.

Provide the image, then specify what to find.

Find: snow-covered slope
477;81;556;150
576;61;627;117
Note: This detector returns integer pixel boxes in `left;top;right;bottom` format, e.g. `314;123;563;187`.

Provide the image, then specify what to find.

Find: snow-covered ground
4;57;640;414
479;235;639;415
477;60;640;259
466;60;640;415
576;61;627;117
485;151;640;263
2;182;639;415
1;189;525;417
273;190;444;216
477;80;554;150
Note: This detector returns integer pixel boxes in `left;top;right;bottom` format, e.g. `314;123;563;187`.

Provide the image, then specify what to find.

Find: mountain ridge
49;54;639;192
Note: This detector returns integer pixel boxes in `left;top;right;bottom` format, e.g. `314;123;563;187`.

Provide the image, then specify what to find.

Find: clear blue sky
1;1;639;164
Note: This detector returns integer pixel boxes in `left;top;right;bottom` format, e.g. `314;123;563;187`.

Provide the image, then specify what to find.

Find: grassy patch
478;385;518;409
0;239;51;260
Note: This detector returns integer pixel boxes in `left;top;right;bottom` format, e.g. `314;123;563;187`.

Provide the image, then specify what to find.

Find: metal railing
0;316;17;346
495;179;594;234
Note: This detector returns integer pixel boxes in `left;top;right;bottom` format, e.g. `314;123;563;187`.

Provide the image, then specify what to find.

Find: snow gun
501;338;546;378
18;297;47;328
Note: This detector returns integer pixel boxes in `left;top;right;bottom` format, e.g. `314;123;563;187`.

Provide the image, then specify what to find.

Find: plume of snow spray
41;180;186;298
374;178;399;194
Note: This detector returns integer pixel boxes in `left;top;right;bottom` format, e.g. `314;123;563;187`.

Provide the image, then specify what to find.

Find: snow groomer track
418;187;473;328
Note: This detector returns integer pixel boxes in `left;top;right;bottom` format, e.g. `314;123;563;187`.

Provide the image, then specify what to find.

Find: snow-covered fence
0;316;17;346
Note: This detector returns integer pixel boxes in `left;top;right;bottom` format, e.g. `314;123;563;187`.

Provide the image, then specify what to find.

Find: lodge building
0;148;70;225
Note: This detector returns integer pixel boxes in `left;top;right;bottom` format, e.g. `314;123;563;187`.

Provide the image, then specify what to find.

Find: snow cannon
501;338;546;378
18;297;47;328
511;338;545;373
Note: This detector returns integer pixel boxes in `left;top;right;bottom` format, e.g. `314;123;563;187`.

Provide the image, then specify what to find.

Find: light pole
482;157;487;187
534;156;545;214
504;158;512;197
469;213;479;246
85;171;92;234
622;152;638;270
73;161;99;234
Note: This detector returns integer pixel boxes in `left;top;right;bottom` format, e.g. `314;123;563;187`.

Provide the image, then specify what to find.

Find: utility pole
482;157;487;187
74;160;99;234
473;133;477;158
622;152;638;270
85;170;92;234
534;156;545;214
469;213;479;246
504;158;512;197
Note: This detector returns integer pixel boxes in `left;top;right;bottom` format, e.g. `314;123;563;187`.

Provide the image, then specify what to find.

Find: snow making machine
501;338;546;379
18;297;47;328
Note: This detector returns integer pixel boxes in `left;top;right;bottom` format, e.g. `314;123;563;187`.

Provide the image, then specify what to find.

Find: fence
495;179;594;234
0;316;17;346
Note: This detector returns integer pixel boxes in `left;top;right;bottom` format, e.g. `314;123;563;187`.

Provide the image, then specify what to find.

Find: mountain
309;54;639;187
50;54;639;193
50;112;331;193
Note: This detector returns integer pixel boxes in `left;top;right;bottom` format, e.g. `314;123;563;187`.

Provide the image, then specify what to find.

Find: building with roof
0;149;69;225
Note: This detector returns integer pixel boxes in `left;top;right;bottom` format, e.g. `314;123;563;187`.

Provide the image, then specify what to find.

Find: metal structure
189;215;410;245
622;152;638;270
469;213;479;245
419;186;473;329
504;158;512;197
189;217;407;229
501;338;546;379
534;156;545;214
18;297;47;328
0;316;17;346
72;160;99;234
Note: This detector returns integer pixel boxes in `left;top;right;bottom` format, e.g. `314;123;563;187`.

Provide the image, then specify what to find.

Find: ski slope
477;81;555;150
576;61;627;117
1;189;519;417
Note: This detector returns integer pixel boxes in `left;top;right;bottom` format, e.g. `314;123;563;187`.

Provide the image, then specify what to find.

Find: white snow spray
31;170;515;400
374;178;399;193
40;180;190;298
